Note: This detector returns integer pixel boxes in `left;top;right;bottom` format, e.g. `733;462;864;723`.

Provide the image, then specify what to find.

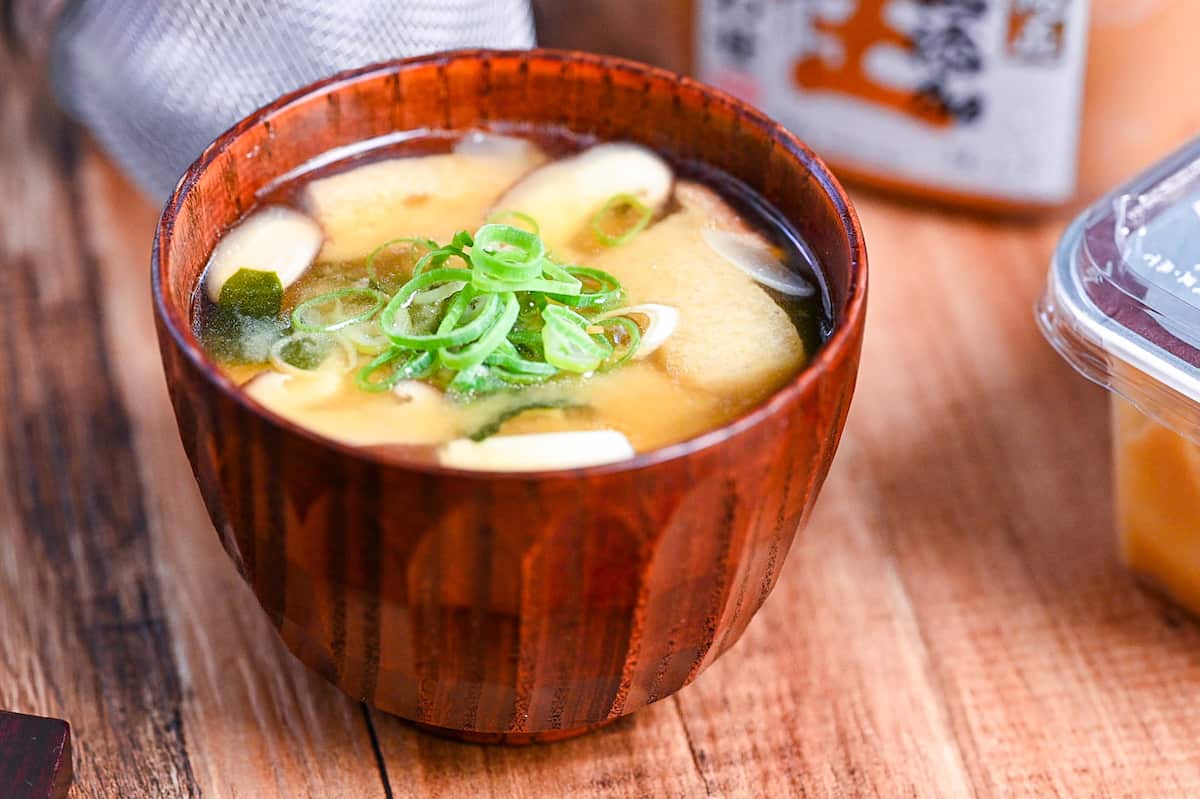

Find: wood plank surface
3;41;1200;799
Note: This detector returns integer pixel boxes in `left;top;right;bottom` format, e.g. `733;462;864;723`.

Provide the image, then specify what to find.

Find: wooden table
4;49;1200;799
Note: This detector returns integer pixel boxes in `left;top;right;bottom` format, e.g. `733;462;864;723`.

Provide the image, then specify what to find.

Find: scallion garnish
273;215;649;399
596;316;641;371
365;237;439;288
541;305;614;374
269;332;354;375
291;287;389;333
549;266;623;309
590;193;653;247
355;347;436;392
485;209;540;235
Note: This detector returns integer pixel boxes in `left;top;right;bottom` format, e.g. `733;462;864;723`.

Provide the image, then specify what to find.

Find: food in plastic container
1039;139;1200;613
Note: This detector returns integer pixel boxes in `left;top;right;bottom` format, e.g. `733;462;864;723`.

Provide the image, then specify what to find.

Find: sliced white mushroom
302;143;547;262
438;430;635;471
701;228;814;297
491;143;673;253
597;303;679;360
244;370;342;403
204;206;323;303
391;379;444;404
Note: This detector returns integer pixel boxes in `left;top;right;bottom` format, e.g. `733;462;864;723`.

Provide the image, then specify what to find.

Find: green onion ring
484;340;558;379
355;347;435;392
412;244;471;276
291;287;389;333
447;363;509;397
381;280;502;349
590;193;653;247
438;292;520;371
268;332;355;376
470;223;547;283
596;316;641;371
340;320;392;355
549;266;623;309
541;305;613;373
365;237;438;285
485;210;540;235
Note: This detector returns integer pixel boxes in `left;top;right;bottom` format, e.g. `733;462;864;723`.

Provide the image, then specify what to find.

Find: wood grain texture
0;711;72;799
4;36;1200;799
152;50;866;741
0;47;385;799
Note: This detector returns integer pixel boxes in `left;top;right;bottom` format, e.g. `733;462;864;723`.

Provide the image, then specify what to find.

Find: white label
697;0;1091;203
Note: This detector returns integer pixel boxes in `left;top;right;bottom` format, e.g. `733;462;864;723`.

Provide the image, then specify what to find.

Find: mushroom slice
392;379;444;404
596;304;679;360
244;370;342;403
678;180;813;297
204;206;323;303
439;430;635;471
701;228;814;297
491;143;673;253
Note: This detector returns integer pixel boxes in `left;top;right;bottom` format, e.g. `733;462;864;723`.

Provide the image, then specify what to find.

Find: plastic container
1039;138;1200;613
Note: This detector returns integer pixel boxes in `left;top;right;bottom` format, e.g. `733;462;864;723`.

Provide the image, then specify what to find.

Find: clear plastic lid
1039;138;1200;445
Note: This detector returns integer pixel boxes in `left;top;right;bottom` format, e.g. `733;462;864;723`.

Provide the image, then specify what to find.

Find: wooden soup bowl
152;49;867;743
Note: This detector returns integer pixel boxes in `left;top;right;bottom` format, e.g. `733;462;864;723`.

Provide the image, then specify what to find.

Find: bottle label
697;0;1091;203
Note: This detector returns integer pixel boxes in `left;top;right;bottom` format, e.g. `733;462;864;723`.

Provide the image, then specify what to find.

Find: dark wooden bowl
152;49;868;743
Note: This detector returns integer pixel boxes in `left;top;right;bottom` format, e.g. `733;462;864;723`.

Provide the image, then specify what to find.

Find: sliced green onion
268;332;355;375
470;224;546;283
383;287;503;350
340;320;392;355
470;270;581;296
365;237;438;287
291;287;388;333
541;305;613;373
410;278;467;306
484;340;557;381
590;193;653;247
355;347;435;392
485;210;540;235
412;244;471;276
264;213;643;398
596;316;641;370
447;363;510;398
549;266;623;309
438;292;520;371
379;268;476;345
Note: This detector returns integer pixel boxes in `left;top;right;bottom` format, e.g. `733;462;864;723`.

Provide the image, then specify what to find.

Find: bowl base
407;716;619;745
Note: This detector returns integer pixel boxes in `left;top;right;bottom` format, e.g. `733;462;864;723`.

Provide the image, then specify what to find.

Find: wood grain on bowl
152;49;867;740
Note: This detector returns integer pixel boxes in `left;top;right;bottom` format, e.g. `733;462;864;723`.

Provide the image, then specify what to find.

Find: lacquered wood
150;49;867;740
0;711;72;799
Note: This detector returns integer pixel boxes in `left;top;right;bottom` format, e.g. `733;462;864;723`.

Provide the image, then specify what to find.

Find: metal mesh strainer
42;0;535;198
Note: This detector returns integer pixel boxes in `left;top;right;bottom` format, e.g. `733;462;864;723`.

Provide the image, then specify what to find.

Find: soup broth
195;130;830;470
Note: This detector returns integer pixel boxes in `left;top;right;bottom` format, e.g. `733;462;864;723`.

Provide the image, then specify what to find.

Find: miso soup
195;131;830;470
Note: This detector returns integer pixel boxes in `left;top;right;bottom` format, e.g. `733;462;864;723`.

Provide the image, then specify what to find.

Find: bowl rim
152;47;868;480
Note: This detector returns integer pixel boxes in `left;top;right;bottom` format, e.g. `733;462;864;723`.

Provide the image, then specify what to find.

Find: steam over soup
195;132;830;470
